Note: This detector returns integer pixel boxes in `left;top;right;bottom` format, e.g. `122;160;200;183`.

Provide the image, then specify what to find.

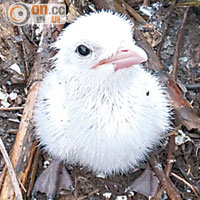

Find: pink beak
92;45;148;71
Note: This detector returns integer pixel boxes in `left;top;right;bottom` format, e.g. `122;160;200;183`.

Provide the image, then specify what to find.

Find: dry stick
74;174;79;199
171;7;190;80
0;138;23;200
143;0;149;7
0;24;15;38
91;0;125;13
78;189;100;200
171;172;199;196
20;28;38;48
177;2;200;6
157;24;169;58
7;129;18;134
185;83;200;89
27;147;40;197
152;132;176;199
0;107;24;111
149;154;182;200
157;1;176;57
0;166;7;190
123;1;146;23
18;27;30;77
0;82;39;200
165;135;176;175
174;159;200;196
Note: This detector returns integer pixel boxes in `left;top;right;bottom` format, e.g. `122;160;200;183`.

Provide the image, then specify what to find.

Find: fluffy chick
34;11;171;175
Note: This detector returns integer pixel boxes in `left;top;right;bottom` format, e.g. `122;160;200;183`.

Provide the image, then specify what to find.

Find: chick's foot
32;161;73;200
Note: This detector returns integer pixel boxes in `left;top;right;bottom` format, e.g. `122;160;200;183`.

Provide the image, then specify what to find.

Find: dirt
0;1;200;200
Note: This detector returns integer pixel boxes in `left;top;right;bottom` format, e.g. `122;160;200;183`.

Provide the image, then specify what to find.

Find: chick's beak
92;45;148;71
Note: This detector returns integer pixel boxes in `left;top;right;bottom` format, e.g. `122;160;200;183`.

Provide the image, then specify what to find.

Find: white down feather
34;11;171;175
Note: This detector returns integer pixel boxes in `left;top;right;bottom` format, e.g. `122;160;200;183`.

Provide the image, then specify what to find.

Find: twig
157;1;176;57
164;1;176;19
0;24;15;38
7;129;18;134
27;143;39;197
185;83;200;90
171;172;199;196
177;2;200;7
20;27;38;48
123;1;146;23
171;7;190;80
18;27;30;77
0;166;6;191
149;153;182;200
152;131;176;199
74;176;78;200
0;106;24;111
91;0;125;13
143;0;149;7
156;25;169;58
165;132;176;175
77;188;100;200
0;137;23;200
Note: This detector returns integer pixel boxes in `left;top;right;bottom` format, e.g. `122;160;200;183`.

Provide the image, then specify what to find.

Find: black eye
76;45;91;56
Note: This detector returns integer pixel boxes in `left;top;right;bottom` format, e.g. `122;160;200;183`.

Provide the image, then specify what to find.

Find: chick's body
34;11;171;175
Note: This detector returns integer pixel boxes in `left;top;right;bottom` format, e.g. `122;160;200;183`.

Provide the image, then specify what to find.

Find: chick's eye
76;45;91;56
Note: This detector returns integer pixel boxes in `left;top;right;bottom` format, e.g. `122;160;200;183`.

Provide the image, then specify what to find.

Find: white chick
34;11;171;175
